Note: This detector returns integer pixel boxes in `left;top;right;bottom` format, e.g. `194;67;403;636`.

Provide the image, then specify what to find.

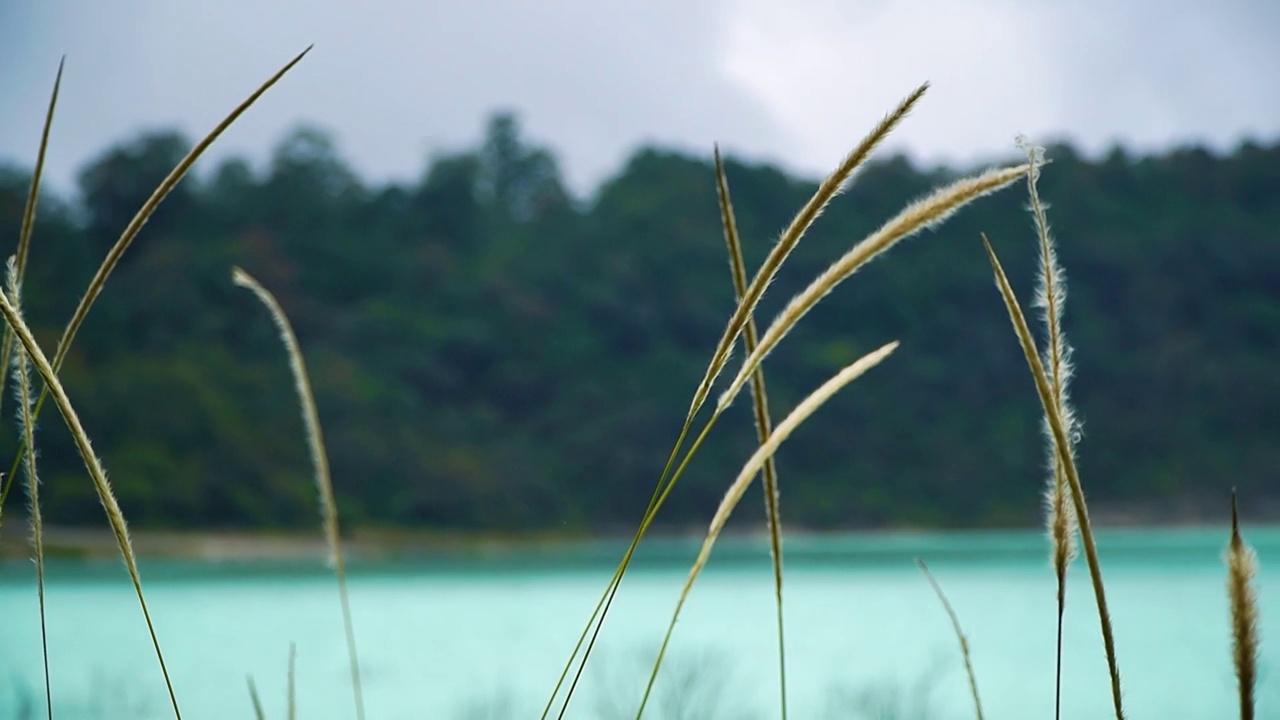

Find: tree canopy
1;115;1275;533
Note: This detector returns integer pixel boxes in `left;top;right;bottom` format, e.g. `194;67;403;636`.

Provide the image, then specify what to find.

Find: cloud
0;0;1276;201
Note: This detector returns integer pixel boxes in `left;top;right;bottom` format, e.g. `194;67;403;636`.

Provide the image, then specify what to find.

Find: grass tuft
233;267;365;720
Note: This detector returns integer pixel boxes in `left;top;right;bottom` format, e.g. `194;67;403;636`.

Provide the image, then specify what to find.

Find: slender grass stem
233;267;364;720
982;234;1124;719
713;146;788;719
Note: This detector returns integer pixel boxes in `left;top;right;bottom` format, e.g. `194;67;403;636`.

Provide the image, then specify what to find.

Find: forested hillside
1;114;1275;532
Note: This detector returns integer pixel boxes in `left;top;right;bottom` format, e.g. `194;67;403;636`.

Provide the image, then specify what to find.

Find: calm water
1;527;1276;719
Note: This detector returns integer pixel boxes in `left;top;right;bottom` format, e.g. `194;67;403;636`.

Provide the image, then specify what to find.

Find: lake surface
1;527;1276;719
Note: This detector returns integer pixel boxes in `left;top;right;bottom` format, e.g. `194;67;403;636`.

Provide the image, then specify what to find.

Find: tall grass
1;47;1266;720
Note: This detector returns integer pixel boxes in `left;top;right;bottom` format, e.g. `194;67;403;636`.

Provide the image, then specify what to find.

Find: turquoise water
1;527;1275;718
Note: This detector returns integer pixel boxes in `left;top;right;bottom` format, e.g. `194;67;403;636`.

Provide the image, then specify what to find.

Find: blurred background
0;1;1277;718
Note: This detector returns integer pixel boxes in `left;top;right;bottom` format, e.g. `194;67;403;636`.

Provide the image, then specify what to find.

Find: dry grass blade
719;163;1031;412
0;58;63;523
233;266;365;720
247;676;266;720
53;47;311;371
636;341;898;718
1017;136;1078;720
714;146;788;719
543;88;925;718
8;261;52;719
981;234;1124;719
1227;489;1258;720
0;260;182;719
3;46;312;523
916;559;984;720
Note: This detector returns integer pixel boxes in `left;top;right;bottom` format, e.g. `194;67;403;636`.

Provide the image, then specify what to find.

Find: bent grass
0;50;1265;720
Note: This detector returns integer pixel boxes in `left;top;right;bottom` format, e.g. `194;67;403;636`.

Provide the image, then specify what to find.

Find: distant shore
0;496;1262;563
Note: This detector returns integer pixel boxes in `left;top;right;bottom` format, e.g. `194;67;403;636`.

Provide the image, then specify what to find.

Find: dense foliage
0;115;1275;533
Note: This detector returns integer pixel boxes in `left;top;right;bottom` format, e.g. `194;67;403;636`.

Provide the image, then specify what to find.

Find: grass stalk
1;47;311;520
713;146;788;719
916;559;984;720
233;267;365;720
636;342;898;718
981;234;1124;719
0;58;63;523
247;676;265;720
1227;489;1258;720
0;258;181;718
718;163;1032;412
1017;136;1079;720
545;83;927;718
288;642;298;720
8;261;52;719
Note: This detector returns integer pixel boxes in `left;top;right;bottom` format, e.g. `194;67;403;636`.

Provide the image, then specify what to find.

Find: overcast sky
2;0;1278;199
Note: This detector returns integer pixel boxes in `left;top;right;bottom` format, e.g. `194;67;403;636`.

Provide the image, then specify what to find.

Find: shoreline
0;505;1259;563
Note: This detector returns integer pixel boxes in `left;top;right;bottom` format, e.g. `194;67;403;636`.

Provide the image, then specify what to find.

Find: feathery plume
1227;489;1259;720
1017;135;1078;720
719;163;1032;412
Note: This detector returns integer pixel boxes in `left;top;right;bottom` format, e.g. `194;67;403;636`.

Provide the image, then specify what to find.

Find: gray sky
2;0;1278;199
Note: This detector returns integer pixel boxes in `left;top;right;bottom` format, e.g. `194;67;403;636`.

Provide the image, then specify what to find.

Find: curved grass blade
0;58;64;523
916;559;984;720
714;145;788;719
981;234;1124;719
233;267;365;720
3;46;312;520
636;342;898;718
1227;489;1258;720
8;262;53;719
544;84;928;720
0;258;182;718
